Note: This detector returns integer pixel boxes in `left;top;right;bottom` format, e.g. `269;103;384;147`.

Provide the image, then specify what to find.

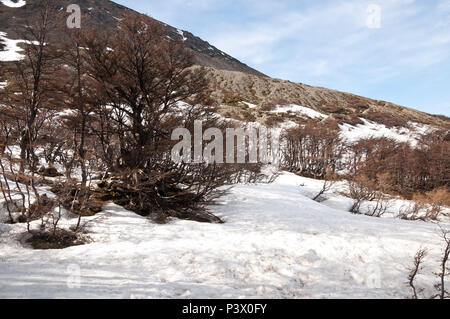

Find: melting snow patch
339;118;431;145
0;32;25;61
0;0;26;7
408;121;435;136
0;172;448;298
177;29;187;42
243;102;257;109
0;32;39;62
270;104;328;119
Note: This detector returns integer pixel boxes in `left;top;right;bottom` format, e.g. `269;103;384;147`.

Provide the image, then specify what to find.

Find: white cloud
204;0;450;84
438;0;450;11
119;0;450;114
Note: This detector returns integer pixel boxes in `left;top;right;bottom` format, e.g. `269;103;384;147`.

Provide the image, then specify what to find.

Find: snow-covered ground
238;101;435;145
0;172;448;299
339;118;434;146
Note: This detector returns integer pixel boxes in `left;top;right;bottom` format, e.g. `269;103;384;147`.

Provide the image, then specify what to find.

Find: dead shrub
362;112;408;128
399;201;426;221
264;116;285;127
413;188;450;221
26;229;87;250
260;101;277;112
407;228;450;299
322;104;347;114
282;121;344;179
344;175;377;214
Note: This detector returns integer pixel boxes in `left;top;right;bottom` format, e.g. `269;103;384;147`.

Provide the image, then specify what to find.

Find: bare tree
433;228;450;299
408;248;427;299
282;120;344;179
76;13;255;222
344;175;377;214
312;170;336;202
56;22;99;186
0;1;62;172
406;228;450;299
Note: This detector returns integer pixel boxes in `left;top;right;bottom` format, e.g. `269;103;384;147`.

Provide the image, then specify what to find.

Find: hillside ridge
0;0;265;76
202;67;450;129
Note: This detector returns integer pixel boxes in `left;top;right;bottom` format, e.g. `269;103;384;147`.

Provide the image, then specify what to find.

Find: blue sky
115;0;450;116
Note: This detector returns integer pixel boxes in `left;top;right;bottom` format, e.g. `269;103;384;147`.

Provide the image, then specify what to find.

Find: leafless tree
74;13;257;222
408;248;427;299
282;120;344;179
433;228;450;299
312;172;336;202
0;1;63;172
406;228;450;299
344;175;377;214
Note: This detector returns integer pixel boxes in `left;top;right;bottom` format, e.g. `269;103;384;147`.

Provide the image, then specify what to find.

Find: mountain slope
203;67;450;129
0;0;448;130
0;0;265;76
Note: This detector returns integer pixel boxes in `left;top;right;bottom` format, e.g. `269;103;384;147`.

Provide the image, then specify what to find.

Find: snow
0;0;26;8
176;29;187;42
243;102;257;109
0;172;448;298
0;32;26;61
408;121;436;136
270;104;328;119
339;118;434;146
0;32;40;62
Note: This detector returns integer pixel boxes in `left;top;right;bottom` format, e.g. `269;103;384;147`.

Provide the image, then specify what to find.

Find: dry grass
199;66;450;129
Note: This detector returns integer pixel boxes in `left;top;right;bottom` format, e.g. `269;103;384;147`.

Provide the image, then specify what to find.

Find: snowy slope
0;32;25;61
339;119;434;146
237;101;436;146
0;172;448;299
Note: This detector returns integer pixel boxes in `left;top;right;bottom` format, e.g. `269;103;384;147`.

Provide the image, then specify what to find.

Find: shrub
282;121;344;179
26;229;87;250
347;133;450;197
223;93;244;107
407;228;450;299
321;104;347;114
362;112;409;128
412;188;450;221
260;101;277;112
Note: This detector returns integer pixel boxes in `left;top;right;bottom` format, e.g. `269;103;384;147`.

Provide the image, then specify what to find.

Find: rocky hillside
203;67;450;129
0;0;265;76
1;0;448;130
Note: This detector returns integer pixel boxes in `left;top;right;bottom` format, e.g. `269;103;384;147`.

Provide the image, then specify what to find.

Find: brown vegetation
0;7;266;249
282;120;344;179
361;111;409;128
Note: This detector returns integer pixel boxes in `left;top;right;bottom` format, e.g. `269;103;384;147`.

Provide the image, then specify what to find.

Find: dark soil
26;230;88;250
